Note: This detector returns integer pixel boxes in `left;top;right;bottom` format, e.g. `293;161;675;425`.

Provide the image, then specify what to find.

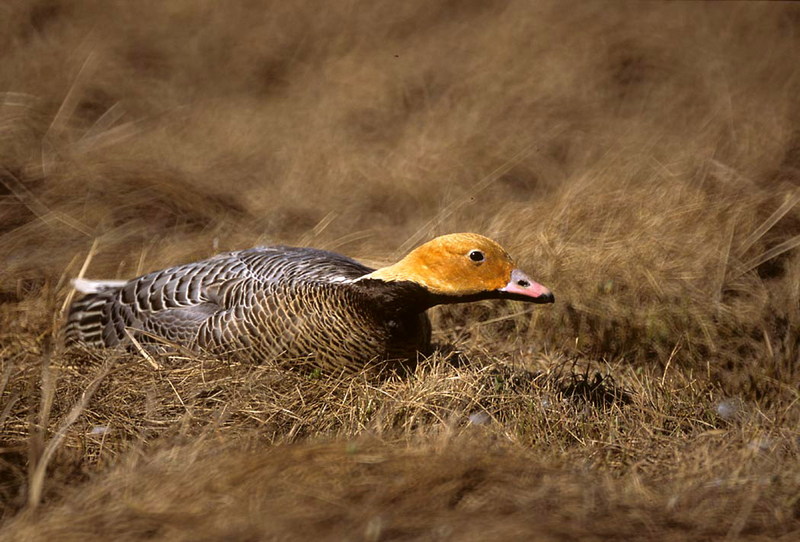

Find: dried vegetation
1;1;799;539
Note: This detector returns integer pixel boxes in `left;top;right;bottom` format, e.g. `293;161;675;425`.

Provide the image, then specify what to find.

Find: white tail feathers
72;278;128;294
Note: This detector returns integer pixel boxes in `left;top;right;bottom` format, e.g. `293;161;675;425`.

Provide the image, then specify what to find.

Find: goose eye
468;250;485;263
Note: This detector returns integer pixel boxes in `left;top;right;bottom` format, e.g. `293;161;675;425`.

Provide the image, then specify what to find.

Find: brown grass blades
736;190;800;259
735;189;800;276
3;421;798;541
0;166;91;237
740;234;800;276
0;360;19;430
396;138;556;257
27;360;111;509
1;0;800;539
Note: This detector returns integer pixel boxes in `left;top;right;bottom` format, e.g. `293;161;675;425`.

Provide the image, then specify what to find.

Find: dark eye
468;250;485;262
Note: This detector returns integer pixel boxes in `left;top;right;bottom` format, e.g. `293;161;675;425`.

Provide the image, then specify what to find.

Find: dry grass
1;0;800;539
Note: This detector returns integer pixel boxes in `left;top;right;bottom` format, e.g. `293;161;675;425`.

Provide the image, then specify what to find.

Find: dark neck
355;279;501;315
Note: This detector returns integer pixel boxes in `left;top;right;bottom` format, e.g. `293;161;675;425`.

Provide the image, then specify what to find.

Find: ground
1;1;799;540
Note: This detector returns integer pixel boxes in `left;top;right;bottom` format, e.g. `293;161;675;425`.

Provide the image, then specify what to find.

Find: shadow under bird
65;233;554;372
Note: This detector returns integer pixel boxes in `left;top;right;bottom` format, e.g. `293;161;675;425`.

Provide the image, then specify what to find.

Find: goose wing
66;246;374;347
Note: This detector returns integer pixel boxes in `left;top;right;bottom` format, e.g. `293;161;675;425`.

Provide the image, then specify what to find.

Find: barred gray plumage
65;233;554;372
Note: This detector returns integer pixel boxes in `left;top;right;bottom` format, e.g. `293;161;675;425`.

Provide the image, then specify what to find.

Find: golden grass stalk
26;361;111;510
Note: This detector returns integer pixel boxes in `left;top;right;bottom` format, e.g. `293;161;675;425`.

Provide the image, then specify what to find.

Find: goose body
66;233;554;371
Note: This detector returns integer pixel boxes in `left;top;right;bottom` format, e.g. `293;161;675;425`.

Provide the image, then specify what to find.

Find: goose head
362;233;554;305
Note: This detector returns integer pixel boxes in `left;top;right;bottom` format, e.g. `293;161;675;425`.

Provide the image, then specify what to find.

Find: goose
65;233;554;371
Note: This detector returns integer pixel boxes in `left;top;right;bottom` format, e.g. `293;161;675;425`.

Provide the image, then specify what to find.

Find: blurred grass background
1;1;799;539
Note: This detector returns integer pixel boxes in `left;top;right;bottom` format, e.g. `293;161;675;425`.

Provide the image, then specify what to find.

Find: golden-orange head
363;233;554;303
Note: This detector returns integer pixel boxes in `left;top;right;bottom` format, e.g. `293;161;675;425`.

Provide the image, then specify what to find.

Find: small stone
747;437;774;453
468;411;491;425
715;398;743;421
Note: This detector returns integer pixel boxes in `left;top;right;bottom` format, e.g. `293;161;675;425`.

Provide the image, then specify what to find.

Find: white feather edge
72;278;128;294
